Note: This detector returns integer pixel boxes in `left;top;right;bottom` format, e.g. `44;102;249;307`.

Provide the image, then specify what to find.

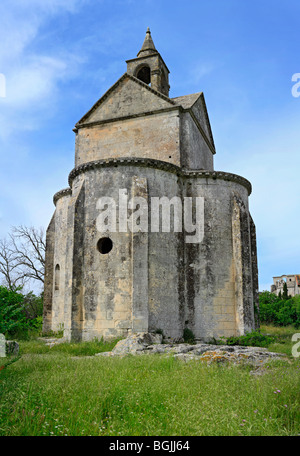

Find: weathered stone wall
62;165;185;341
51;195;70;332
46;160;257;342
64;176;84;340
190;95;213;143
250;215;259;329
75;110;181;168
183;177;253;340
180;112;214;170
42;214;55;333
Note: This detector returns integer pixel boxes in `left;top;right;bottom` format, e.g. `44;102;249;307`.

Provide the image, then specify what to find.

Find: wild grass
0;325;299;436
19;337;121;356
260;324;298;356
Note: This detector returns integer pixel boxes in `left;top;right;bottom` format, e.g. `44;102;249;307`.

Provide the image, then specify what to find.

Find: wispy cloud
0;0;88;138
0;0;91;238
0;53;84;139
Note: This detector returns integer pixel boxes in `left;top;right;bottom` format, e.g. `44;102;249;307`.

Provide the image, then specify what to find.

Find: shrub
22;292;43;320
0;286;26;335
0;286;43;339
222;331;275;347
259;291;300;328
183;328;196;344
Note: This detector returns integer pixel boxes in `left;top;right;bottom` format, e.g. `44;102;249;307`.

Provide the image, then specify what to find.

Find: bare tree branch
11;226;45;284
0;238;28;289
0;226;45;289
12;226;45;268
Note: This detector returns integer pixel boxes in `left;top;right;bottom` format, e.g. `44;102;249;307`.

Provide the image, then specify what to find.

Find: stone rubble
95;332;286;366
5;341;19;356
37;337;67;348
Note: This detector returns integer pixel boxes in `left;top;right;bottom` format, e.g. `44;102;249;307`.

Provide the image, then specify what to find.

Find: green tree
283;282;288;300
0;286;44;338
0;286;26;335
259;291;300;328
22;291;43;320
259;291;281;324
278;290;282;299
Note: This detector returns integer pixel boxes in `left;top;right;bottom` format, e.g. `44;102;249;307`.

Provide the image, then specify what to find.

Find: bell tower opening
136;65;151;85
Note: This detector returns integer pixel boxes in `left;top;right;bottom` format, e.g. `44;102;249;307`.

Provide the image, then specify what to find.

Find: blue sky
0;0;299;292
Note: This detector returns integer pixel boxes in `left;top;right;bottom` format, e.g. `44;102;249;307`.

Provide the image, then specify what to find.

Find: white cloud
0;53;84;139
0;0;89;240
5;57;67;107
0;0;87;62
0;0;88;139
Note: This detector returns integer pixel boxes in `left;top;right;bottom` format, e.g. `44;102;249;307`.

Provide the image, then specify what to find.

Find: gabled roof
172;92;215;151
75;72;176;127
171;93;202;109
74;72;215;153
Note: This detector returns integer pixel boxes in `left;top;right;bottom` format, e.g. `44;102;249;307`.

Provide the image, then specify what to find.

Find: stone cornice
75;105;216;158
185;169;252;195
75;105;180;130
126;53;170;74
66;158;252;195
53;187;72;206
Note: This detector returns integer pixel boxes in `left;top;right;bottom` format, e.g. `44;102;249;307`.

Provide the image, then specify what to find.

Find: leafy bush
259;291;300;328
22;292;43;320
0;286;26;335
0;286;43;339
183;328;196;344
221;331;275;347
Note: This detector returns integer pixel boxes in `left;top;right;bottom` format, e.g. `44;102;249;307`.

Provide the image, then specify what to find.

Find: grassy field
0;325;299;436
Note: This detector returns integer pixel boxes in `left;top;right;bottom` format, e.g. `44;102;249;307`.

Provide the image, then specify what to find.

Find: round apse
97;237;113;254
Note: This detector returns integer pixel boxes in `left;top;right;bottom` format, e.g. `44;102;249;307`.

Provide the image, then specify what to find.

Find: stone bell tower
126;28;170;96
43;29;259;342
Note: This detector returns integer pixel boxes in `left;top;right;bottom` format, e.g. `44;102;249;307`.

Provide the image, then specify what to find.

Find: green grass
19;337;121;356
0;326;299;436
260;324;299;356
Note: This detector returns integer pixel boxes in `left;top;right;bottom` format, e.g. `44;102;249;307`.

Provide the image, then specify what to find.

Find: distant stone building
271;275;300;297
43;29;259;342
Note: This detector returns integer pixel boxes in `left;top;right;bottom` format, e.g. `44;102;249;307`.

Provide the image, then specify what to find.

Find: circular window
97;237;113;254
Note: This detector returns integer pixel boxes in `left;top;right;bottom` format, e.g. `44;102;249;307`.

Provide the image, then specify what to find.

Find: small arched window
136;66;151;85
55;264;60;291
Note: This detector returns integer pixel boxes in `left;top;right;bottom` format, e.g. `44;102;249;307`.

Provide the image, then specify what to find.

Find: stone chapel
43;29;259;342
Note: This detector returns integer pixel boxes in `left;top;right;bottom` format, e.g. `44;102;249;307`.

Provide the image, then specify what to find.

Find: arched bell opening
136;65;151;86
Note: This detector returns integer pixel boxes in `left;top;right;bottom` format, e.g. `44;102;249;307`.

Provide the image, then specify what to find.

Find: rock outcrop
95;332;286;366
